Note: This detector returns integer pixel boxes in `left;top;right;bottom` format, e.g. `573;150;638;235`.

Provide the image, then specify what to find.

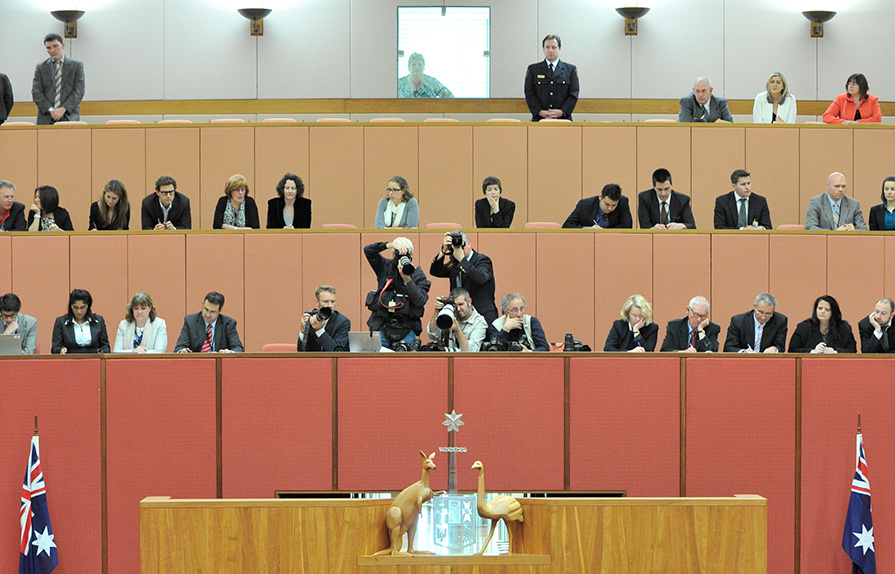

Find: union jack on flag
842;431;875;574
20;435;58;574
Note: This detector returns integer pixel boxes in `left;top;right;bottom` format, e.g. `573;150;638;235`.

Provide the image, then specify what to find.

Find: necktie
54;60;62;110
689;328;697;349
660;202;668;225
881;326;890;352
738;198;747;228
754;323;763;352
549;62;555;75
201;324;212;353
832;202;841;227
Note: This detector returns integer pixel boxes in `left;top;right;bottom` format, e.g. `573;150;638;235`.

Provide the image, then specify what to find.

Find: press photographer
298;285;351;352
429;230;498;326
424;287;488;352
364;237;430;350
486;292;550;352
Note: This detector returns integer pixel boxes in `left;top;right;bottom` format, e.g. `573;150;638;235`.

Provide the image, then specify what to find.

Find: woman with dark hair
89;179;130;230
375;175;419;229
214;174;260;229
475;176;515;228
113;291;168;353
27;185;74;231
51;288;110;354
823;73;881;124
868;176;895;231
788;295;856;353
267;173;311;229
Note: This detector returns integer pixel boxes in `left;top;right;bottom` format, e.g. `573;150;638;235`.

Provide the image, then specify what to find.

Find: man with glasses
0;181;27;231
723;292;788;353
1;293;37;354
660;296;720;352
487;293;549;352
142;175;192;230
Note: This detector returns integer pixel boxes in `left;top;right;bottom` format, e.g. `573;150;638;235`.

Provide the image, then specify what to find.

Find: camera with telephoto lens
307;306;333;321
448;230;465;248
562;332;591;352
391;337;420;352
481;334;527;352
398;255;414;275
435;296;456;329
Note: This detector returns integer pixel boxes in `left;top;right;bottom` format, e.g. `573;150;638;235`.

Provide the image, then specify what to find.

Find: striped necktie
54;60;62;110
832;201;841;227
738;198;748;228
201;324;212;353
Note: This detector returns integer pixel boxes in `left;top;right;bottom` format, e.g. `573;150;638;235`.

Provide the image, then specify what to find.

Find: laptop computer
348;331;382;353
0;334;24;356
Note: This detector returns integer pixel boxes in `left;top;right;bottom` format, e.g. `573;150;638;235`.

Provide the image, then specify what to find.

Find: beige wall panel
594;233;653;349
199;126;255;230
418;126;473;228
745;127;801;228
652;234;711;340
185;234;245;345
37;129;92;230
145;127;200;228
798;128;853;225
768;234;827;325
636;127;691;229
253;126;310;226
363;127;418;229
690;127;745;230
827;235;885;336
90;129;146;219
0;130;37;196
309;126;365;228
472;125;528;227
244;233;303;351
127;234;186;351
528;126;582;224
853;129;895;217
711;234;770;348
583;126;637;202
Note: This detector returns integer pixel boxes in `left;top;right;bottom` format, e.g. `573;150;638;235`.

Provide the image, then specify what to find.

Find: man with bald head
804;172;866;231
679;77;732;123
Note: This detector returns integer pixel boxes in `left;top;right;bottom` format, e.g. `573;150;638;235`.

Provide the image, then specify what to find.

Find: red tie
689;329;697;348
201;324;212;353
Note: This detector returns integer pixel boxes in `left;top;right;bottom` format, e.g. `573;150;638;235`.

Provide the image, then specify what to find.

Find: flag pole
857;413;861;434
34;415;38;436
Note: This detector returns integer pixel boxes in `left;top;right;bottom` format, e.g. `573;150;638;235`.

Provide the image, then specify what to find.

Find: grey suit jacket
8;313;37;355
804;193;866;230
31;57;85;125
174;313;243;353
679;94;733;123
113;318;168;353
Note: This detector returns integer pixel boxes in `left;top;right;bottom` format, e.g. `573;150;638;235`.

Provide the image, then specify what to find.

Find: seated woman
869;176;895;231
375;176;419;229
89;179;130;230
113;291;168;353
604;294;658;352
475;176;515;228
51;288;110;354
267;173;311;229
823;73;881;124
788;295;856;353
752;72;796;124
27;185;74;231
214;174;260;229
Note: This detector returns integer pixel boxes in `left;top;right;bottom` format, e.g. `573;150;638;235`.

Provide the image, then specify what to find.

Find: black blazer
638;190;696;229
28;207;74;231
788;319;857;353
51;314;110;353
603;319;658;352
429;250;497;319
858;316;895;353
141;191;191;230
723;310;788;353
213;196;260;229
660;317;720;352
562;195;633;229
88;201;130;230
173;312;243;352
713;192;772;230
267;196;312;229
524;60;579;121
0;72;12;124
868;204;895;231
1;201;27;231
298;310;351;352
474;197;515;228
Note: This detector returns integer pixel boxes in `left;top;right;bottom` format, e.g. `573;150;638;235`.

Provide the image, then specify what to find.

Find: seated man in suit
804;172;866;231
0;180;27;231
175;291;243;353
724;292;788;353
858;297;895;353
298;285;351;352
1;293;38;354
714;169;772;230
638;168;696;229
660;295;720;353
562;183;632;229
679;77;733;123
142;175;192;230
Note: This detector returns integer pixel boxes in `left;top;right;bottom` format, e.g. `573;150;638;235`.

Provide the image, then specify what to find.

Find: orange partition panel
37;128;92;229
711;234;769;348
363;126;419;228
746;127;801;226
801;358;895;574
254;125;310;216
199;126;255;229
453;357;564;491
418;126;473;228
243;233;303;351
472;125;528;227
853;129;895;219
11;236;70;354
690;127;746;230
686;357;796;574
222;357;333;496
0;359;101;574
569;357;679;495
309;126;365;228
0;236;9;294
651;234;711;336
826;235;884;332
127;235;186;349
582;126;637;201
301;233;363;335
90;128;146;218
0;129;37;195
69;235;128;330
185;234;245;343
145;127;200;226
536;232;594;345
528;126;582;224
106;358;217;574
337;357;448;491
593;233;653;348
636;127;691;228
887;236;895;295
768;234;827;324
477;232;537;317
799;128;853;224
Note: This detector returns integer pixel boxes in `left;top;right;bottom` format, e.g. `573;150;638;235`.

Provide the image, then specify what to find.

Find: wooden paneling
593;233;653;348
144;127;200;227
301;233;363;334
0;129;38;196
651;234;711;334
472;125;528;227
418;126;473;228
10;235;70;354
690;126;746;229
535;232;593;345
582;126;637;202
477;232;537;317
253;125;310;223
852;129;895;219
243;233;303;350
768;234;827;324
308;126;365;228
126;234;186;347
69;235;129;336
0;235;10;294
37;128;92;229
527;126;582;224
798;129;853;224
90;128;146;212
887;236;895;295
184;234;245;344
199;125;255;229
711;234;770;347
746;127;800;226
363;126;418;229
826;235;885;337
636;126;691;228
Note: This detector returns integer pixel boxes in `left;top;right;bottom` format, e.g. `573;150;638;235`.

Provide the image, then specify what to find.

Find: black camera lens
317;306;333;321
399;255;414;275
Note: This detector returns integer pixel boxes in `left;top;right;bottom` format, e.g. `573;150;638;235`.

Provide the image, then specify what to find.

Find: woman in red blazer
823;73;881;124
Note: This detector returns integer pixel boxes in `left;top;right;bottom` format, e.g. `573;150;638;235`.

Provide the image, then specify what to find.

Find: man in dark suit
430;230;498;326
524;34;579;122
660;296;720;352
299;285;351;352
562;183;633;230
723;292;788;353
714;169;772;230
175;291;243;353
0;72;13;126
142;175;192;230
678;77;732;123
0;181;27;232
638;168;696;229
31;33;85;125
858;298;895;353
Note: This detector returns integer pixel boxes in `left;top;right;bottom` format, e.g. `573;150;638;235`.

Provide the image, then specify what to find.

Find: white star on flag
31;526;57;557
853;524;875;555
442;410;464;433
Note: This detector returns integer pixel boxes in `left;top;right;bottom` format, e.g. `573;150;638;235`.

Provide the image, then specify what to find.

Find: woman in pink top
823;73;881;124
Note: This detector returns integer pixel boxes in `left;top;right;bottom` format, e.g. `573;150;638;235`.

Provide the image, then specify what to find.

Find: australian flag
20;435;58;574
842;431;875;574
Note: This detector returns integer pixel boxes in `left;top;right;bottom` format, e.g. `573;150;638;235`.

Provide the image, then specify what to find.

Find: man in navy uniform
524;35;579;122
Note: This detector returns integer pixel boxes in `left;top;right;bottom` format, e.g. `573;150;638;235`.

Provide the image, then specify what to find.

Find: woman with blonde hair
603;294;658;352
213;174;260;229
752;72;796;124
113;291;168;353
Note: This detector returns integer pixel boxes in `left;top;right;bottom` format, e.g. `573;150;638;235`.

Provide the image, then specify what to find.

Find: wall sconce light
238;8;272;36
615;7;650;36
50;10;85;39
802;10;836;38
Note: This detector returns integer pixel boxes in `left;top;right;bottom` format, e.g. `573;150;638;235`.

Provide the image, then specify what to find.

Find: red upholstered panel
569;357;679;496
686;357;796;574
801;359;895;574
452;357;564;492
0;359;101;574
222;358;333;496
337;357;448;491
106;358;217;574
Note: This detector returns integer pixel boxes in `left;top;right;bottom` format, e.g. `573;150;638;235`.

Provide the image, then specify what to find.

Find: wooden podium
140;494;766;573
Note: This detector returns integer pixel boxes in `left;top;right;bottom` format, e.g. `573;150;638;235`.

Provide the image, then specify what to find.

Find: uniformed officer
524;35;579;122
